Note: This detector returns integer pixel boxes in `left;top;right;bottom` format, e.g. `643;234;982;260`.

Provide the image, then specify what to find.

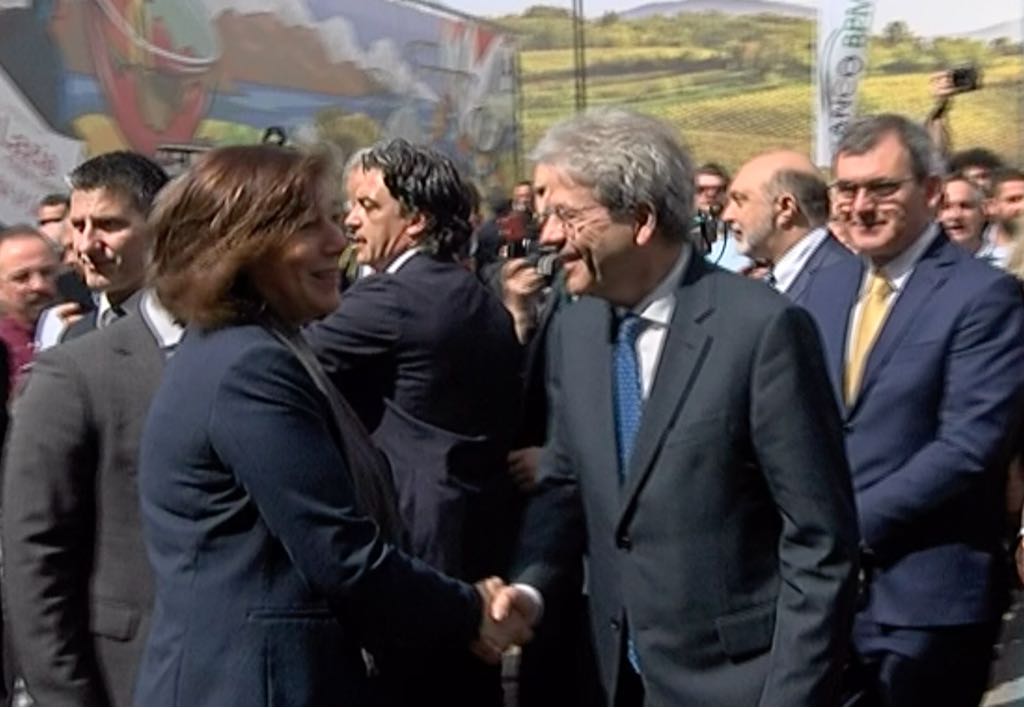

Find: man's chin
83;273;111;292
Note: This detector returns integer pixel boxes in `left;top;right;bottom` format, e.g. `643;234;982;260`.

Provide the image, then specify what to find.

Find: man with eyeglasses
488;107;859;705
695;162;752;273
801;113;1024;705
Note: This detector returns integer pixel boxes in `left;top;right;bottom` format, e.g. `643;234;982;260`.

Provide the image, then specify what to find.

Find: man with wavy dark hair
308;139;523;705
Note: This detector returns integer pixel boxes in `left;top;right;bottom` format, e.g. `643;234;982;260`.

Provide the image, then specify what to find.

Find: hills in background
501;0;1021;41
620;0;814;21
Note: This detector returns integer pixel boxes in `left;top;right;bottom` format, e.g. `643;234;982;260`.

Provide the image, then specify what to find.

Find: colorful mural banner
0;0;520;214
815;0;876;167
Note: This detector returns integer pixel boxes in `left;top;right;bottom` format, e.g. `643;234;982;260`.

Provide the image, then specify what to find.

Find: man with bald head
723;150;853;304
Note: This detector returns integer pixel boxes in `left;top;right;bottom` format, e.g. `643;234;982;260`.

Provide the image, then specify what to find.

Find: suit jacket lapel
112;297;167;390
619;257;713;518
566;298;621;512
814;257;862;411
851;233;955;414
786;236;826;305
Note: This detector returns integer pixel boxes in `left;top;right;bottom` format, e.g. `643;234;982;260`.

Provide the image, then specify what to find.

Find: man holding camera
925;65;981;160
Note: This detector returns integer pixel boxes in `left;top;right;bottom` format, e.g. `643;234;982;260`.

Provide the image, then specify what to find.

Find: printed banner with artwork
0;0;520;212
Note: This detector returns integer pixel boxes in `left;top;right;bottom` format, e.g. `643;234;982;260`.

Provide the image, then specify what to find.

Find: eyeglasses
541;204;606;236
831;177;915;202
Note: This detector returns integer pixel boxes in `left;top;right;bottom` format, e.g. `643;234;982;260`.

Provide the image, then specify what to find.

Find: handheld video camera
949;65;981;93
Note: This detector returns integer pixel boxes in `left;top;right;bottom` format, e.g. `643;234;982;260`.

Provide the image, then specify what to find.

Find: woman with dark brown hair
133;145;528;706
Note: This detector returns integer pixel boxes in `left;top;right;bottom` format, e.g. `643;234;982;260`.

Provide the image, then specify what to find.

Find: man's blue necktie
613;313;645;481
613;312;646;674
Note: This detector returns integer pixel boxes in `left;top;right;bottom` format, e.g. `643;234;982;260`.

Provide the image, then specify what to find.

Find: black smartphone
56;270;95;311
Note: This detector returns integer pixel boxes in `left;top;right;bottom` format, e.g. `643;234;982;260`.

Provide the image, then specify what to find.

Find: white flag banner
815;0;876;167
0;65;84;226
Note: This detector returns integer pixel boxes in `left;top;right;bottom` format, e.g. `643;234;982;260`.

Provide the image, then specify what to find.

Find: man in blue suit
307;139;522;705
802;113;1024;705
723;149;854;305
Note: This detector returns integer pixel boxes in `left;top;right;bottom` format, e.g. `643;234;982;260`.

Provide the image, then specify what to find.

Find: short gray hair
833;113;941;183
765;169;830;227
529;107;695;243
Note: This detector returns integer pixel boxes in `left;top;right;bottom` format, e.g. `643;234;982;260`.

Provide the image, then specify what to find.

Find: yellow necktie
844;271;893;405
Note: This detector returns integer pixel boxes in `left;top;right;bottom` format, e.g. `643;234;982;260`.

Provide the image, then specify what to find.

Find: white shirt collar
96;292;116;328
773;227;829;294
141;290;184;349
867;221;940;293
629;244;691;327
385;246;424;275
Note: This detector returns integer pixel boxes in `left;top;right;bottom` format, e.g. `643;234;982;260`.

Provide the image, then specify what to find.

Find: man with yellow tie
802;113;1024;706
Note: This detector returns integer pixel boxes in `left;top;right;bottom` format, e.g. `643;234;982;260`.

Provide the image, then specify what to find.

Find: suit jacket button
843;422;854;433
616;534;632;550
610;618;621;632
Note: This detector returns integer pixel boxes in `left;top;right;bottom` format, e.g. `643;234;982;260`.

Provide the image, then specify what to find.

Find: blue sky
436;0;1021;37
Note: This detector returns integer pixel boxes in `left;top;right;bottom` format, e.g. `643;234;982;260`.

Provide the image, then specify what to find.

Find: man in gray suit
723;149;854;304
3;289;178;706
490;109;859;705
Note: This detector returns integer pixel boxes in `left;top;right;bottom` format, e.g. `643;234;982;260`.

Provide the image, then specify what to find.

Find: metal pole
572;0;587;112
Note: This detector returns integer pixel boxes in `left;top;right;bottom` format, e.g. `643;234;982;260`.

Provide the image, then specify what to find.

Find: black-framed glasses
831;177;915;202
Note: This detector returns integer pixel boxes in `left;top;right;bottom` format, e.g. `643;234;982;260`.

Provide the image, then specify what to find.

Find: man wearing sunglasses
802;113;1024;705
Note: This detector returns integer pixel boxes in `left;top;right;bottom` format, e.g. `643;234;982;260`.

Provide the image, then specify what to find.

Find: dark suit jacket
134;323;482;706
514;255;860;705
2;294;161;705
802;230;1024;628
787;233;855;306
308;252;523;580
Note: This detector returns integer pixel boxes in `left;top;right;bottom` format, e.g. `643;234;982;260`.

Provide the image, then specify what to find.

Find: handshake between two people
470;577;543;664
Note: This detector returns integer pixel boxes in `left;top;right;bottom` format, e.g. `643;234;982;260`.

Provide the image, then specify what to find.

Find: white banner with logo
815;0;876;167
0;65;84;226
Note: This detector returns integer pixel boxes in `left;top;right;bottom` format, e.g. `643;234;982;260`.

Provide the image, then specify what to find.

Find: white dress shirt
772;227;829;294
140;290;184;351
625;245;691;399
846;222;940;362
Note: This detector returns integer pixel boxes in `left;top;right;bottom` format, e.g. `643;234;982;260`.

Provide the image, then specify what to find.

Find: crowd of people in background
0;83;1020;708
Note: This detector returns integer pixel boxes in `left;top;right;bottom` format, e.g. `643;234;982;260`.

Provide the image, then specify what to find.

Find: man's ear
634;204;658;246
923;175;944;211
405;210;427;240
775;193;798;229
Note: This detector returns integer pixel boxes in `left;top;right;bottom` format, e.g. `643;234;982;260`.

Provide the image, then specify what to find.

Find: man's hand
502;258;545;344
507;447;541;492
490;582;543;626
52;301;85;329
470;577;537;664
930;70;958;101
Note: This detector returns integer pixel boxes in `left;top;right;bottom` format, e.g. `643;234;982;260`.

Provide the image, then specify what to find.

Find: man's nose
851;188;877;214
537;213;563;248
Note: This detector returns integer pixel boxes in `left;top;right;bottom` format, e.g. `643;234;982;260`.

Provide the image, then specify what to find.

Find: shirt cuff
513;583;545;623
